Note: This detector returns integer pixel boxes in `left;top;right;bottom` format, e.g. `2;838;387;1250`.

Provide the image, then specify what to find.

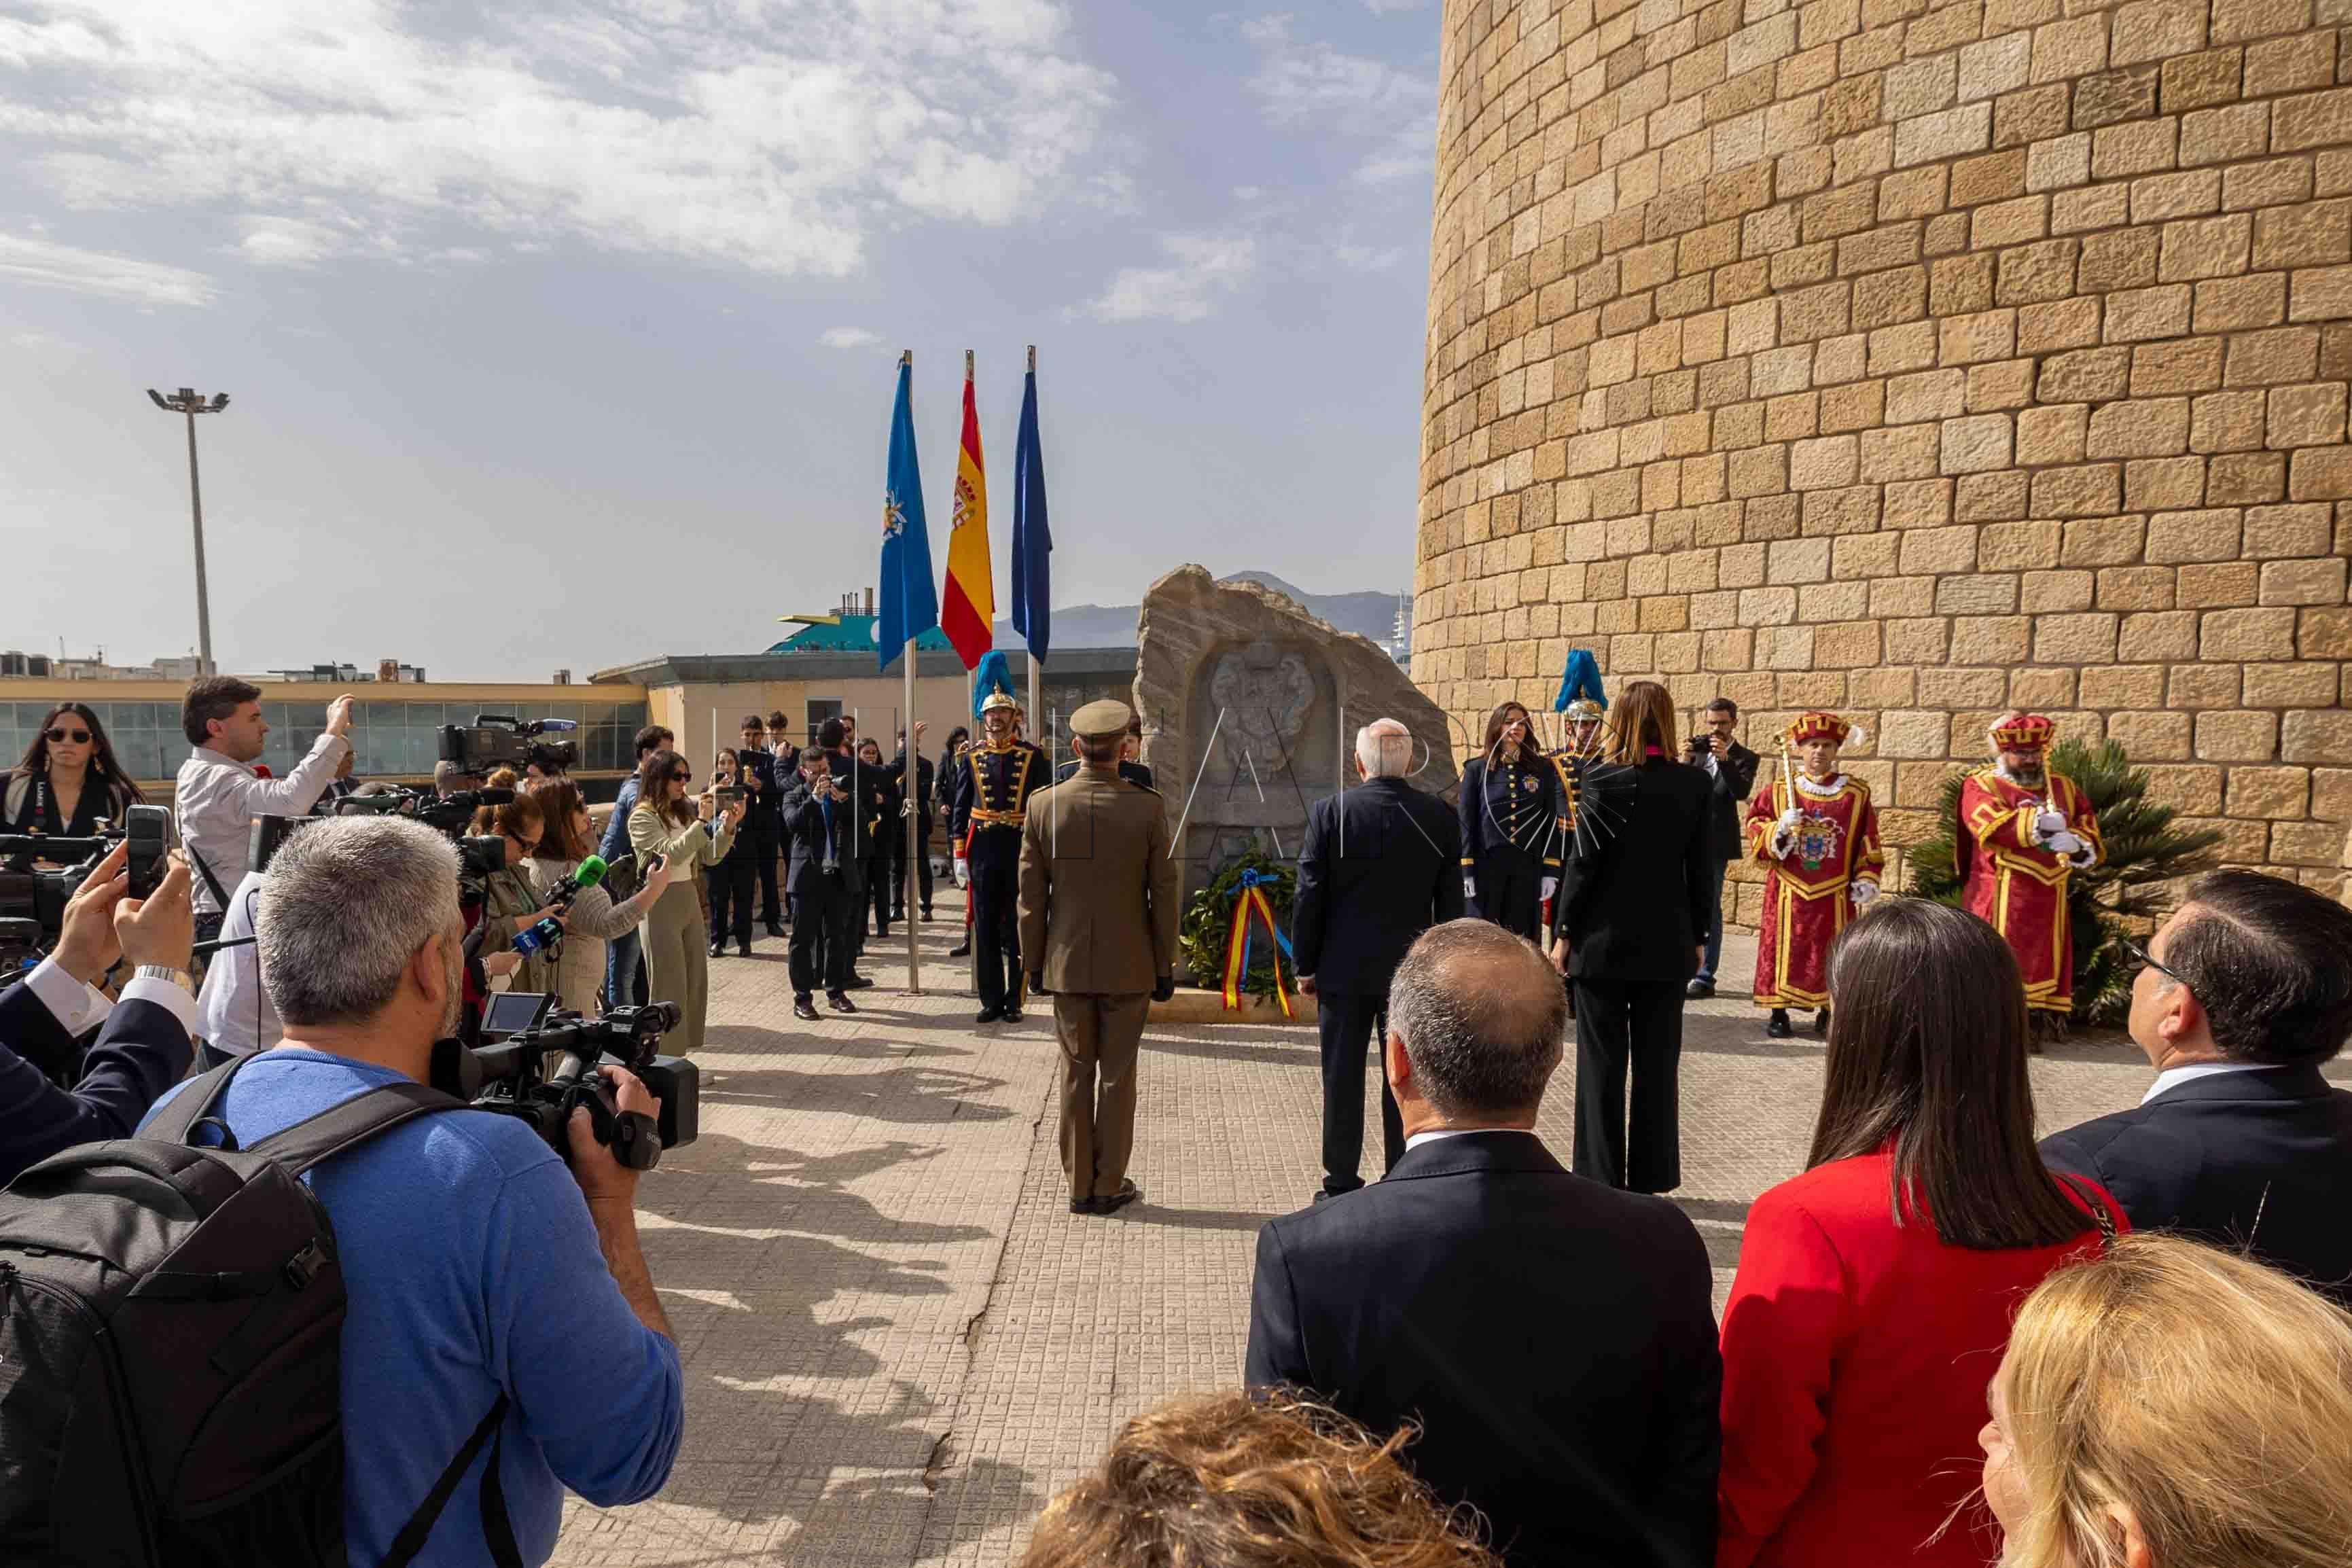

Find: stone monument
1135;565;1460;897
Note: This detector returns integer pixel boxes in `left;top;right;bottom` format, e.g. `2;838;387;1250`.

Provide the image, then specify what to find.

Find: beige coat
1017;766;1179;995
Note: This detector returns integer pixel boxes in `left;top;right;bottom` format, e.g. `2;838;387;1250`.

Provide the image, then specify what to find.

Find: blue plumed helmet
1553;648;1605;713
971;649;1016;719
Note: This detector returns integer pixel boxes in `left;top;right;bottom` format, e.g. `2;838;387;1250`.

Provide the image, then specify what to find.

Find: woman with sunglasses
6;703;146;838
628;747;745;1056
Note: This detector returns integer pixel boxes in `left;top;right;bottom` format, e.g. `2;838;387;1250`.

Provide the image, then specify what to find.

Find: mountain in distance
992;571;1412;655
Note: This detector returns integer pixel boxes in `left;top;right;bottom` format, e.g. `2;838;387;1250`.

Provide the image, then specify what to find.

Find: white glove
1771;808;1802;859
1777;807;1804;833
1539;876;1558;903
2033;808;2067;842
2046;830;2082;857
952;857;969;889
1463;874;1477;901
1850;880;1881;908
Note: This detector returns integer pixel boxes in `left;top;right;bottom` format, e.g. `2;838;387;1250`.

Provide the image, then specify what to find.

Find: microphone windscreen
575;854;607;886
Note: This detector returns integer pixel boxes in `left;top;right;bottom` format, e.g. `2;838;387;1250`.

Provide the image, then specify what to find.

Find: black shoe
1068;1194;1100;1215
738;943;753;959
1766;1009;1793;1038
1686;977;1715;999
709;942;726;959
1813;1008;1832;1037
921;908;933;921
827;991;857;1014
1096;1180;1142;1215
948;942;971;957
766;921;787;938
1002;1006;1023;1024
793;996;820;1020
847;974;874;990
976;1006;1003;1024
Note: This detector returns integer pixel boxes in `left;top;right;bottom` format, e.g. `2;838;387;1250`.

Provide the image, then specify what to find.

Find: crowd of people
3;671;2352;1568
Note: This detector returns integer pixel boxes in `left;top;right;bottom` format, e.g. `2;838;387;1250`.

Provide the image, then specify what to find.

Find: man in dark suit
1685;698;1758;999
1290;717;1463;1199
1053;714;1154;789
1246;919;1720;1568
2042;869;2352;1307
0;840;198;1182
889;722;936;923
736;715;786;938
779;747;857;1019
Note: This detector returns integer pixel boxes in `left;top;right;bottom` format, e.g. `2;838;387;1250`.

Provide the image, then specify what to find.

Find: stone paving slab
554;902;2348;1567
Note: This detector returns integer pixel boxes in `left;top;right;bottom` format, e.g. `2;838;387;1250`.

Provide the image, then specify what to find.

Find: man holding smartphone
781;749;856;1019
1685;699;1758;1001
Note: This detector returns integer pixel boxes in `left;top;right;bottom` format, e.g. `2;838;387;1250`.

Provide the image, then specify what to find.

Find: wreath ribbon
1222;868;1294;1017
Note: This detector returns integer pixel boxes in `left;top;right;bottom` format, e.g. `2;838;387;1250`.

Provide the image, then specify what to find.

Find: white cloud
1359;0;1432;12
1085;233;1254;323
1241;15;1427;128
0;0;1119;278
0;232;216;306
820;325;880;349
1353;115;1436;188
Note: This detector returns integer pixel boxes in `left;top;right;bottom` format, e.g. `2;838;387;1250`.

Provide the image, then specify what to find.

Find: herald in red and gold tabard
1958;768;2103;1016
1745;775;1885;1010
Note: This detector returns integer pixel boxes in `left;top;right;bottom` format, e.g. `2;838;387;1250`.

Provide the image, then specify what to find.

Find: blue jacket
599;778;641;866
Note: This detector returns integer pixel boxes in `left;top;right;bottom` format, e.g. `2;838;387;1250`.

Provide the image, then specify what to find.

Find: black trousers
969;831;1022;1012
1472;848;1544;942
1571;977;1686;1193
706;855;755;950
866;849;893;937
842;855;869;963
893;830;933;915
750;827;782;926
1318;991;1403;1195
788;878;852;997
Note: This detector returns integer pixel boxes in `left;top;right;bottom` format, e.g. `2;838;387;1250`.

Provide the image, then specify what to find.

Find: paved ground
550;894;2330;1566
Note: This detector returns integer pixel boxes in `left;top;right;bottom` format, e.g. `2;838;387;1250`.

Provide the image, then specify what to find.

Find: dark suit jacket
1554;759;1713;983
0;982;194;1185
1054;758;1154;790
777;781;855;899
2042;1063;2352;1306
1289;778;1463;996
1245;1131;1720;1568
734;747;780;840
889;749;936;834
1703;743;1759;860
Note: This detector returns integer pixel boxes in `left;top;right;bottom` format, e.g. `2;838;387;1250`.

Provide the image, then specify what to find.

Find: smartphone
125;804;175;899
714;786;745;806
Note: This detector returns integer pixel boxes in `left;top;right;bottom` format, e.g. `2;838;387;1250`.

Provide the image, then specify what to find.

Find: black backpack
0;1056;522;1567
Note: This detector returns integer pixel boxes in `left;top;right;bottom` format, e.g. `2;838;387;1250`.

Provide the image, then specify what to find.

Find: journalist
705;749;757;960
475;793;565;997
175;676;354;943
0;841;197;1183
628;748;743;1056
599;724;675;1010
139;817;683;1565
6;701;146;836
525;778;675;1016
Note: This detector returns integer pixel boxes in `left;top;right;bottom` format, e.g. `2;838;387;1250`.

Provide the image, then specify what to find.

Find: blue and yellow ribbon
1222;869;1294;1017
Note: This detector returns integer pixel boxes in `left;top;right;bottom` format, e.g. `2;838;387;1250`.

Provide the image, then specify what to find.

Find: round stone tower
1414;0;2352;914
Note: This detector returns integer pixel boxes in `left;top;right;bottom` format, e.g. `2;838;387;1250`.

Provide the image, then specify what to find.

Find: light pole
146;386;230;677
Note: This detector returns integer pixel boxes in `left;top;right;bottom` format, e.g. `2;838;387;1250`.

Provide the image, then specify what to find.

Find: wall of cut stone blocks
1414;0;2352;927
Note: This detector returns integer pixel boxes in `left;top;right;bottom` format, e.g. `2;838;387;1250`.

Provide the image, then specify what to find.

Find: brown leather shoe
1095;1180;1142;1215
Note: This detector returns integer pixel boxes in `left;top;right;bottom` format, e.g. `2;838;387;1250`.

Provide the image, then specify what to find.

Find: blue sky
0;0;1438;679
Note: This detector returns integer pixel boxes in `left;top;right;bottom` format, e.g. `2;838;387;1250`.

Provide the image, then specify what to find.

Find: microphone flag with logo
878;353;940;671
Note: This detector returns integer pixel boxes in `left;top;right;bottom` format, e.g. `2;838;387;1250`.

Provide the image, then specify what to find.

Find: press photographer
524;777;675;1016
140;817;683;1565
0;840;196;1183
175;676;355;944
781;745;856;1020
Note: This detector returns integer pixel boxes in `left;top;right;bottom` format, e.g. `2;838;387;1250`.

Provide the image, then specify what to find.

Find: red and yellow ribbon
1222;870;1294;1017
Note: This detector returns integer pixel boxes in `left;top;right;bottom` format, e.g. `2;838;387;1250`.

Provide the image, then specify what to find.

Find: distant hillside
993;571;1411;656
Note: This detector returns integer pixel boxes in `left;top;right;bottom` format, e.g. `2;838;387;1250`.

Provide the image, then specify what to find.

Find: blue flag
877;356;940;670
1009;362;1051;662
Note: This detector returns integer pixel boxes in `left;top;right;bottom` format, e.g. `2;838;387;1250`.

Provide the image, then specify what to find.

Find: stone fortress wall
1412;0;2352;925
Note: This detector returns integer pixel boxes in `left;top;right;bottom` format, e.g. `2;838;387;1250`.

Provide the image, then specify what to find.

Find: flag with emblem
877;353;939;669
939;357;994;669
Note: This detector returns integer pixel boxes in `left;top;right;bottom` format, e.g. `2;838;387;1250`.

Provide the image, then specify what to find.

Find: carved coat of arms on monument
1207;639;1317;771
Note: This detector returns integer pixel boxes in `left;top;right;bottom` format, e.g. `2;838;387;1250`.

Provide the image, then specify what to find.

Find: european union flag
878;355;940;671
1009;358;1051;662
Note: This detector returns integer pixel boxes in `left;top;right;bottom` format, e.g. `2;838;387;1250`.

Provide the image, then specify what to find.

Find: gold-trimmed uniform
1745;774;1885;1009
1958;766;2102;1015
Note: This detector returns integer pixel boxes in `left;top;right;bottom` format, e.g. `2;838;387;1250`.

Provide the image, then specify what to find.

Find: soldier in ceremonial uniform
1746;711;1885;1038
1459;700;1565;942
1546;697;1606;849
1959;712;2102;1035
951;692;1047;1022
1018;700;1179;1215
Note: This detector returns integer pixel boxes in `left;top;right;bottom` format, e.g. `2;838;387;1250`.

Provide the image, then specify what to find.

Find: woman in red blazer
1717;898;2124;1568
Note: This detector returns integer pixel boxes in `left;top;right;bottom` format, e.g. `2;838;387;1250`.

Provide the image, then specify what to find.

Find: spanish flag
940;357;995;669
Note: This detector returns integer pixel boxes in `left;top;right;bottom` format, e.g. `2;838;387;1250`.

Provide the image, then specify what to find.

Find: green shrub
1179;844;1296;999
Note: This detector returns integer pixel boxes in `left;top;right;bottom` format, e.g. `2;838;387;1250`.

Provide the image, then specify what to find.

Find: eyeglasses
44;728;92;745
670;770;692;783
2122;937;2186;987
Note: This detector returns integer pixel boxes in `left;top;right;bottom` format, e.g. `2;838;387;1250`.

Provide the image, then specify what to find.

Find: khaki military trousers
1054;992;1151;1202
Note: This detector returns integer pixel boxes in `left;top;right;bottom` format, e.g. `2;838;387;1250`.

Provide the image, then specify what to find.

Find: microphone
539;853;607;910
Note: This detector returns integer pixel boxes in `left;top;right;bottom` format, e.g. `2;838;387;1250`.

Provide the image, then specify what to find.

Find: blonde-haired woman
1548;679;1713;1191
627;748;743;1056
1982;1233;2352;1568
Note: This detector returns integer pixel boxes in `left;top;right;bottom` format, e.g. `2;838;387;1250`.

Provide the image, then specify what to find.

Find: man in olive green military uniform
1018;698;1181;1216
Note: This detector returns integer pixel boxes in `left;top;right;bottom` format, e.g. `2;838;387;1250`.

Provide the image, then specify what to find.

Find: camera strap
379;1391;524;1568
185;841;232;912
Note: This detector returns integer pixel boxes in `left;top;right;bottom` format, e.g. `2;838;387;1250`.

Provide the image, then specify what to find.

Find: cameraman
175;677;355;944
140;817;683;1563
0;842;197;1183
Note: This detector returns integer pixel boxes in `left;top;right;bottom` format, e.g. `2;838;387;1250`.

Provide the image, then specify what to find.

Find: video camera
439;715;578;776
431;999;697;1171
0;806;175;965
251;803;506;881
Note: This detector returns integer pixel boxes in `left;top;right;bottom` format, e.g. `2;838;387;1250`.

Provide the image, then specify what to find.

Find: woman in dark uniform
1456;700;1561;942
4;702;144;837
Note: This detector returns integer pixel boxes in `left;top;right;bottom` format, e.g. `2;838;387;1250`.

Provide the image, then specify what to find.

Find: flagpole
1024;344;1042;739
904;635;921;996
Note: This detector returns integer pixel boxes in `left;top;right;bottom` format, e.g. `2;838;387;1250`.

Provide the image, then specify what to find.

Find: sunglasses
45;727;92;745
670;770;692;783
2122;937;2186;987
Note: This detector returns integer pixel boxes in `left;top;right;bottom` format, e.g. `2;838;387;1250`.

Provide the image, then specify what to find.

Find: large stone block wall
1414;0;2352;923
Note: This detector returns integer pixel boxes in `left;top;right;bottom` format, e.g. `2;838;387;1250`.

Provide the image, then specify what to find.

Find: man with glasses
2042;870;2352;1307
